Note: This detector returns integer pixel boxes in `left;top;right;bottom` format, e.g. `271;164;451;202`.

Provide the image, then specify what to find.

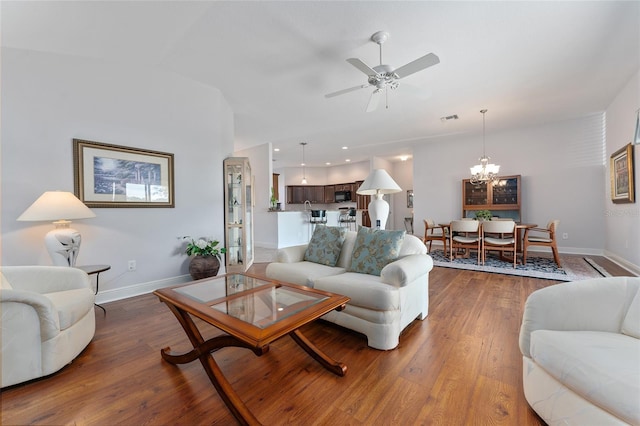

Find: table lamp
356;169;402;230
17;191;96;267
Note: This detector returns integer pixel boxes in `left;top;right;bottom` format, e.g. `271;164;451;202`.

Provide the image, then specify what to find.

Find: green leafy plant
474;210;493;221
182;236;226;259
270;187;278;207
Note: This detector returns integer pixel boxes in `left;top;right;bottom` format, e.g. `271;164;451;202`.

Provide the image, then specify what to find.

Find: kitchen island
256;210;361;249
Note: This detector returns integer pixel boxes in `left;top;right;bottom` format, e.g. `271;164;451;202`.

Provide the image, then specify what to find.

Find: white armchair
1;266;96;387
519;276;640;425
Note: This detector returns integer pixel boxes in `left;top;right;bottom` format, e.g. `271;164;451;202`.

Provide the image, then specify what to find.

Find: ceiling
2;1;639;169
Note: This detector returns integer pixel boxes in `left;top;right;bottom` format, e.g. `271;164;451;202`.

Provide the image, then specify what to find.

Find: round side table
77;264;111;314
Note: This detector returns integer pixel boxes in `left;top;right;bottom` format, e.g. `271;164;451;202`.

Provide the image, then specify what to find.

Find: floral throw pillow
349;227;406;276
304;225;347;267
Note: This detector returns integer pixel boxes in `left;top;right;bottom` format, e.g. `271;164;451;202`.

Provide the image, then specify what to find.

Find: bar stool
339;208;357;231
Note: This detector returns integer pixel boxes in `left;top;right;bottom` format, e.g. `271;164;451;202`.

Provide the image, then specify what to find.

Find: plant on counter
474;210;493;221
182;236;226;259
270;187;278;208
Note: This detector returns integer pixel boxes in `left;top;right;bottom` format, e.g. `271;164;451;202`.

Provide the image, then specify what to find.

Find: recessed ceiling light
274;148;280;152
342;146;348;150
345;159;351;162
326;162;331;165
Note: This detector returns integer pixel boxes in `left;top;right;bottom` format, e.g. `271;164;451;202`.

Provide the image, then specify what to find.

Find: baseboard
602;250;640;276
95;274;191;304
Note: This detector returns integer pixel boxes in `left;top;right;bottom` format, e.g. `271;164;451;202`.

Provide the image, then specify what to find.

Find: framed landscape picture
73;139;175;208
610;143;635;204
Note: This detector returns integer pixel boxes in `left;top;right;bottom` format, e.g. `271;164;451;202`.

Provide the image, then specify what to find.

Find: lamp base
44;227;82;267
368;194;389;230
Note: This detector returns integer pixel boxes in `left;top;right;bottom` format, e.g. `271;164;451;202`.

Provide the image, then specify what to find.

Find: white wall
391;159;414;232
604;70;640;273
235;143;274;250
413;113;607;254
1;48;235;301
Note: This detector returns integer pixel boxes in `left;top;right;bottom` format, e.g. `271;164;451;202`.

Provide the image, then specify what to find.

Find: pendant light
300;142;308;185
470;109;500;185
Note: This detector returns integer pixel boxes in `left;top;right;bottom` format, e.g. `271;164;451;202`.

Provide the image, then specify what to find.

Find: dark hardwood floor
1;256;632;425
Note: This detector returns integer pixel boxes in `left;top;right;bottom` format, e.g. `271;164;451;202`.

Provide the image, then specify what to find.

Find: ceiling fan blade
325;84;371;98
394;53;440;79
346;58;378;76
365;90;381;112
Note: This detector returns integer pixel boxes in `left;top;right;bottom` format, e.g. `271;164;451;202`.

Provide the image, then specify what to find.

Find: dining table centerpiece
474;209;493;221
182;236;227;280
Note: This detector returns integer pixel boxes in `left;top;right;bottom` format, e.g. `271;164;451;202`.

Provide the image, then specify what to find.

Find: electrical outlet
562;233;569;240
128;260;136;271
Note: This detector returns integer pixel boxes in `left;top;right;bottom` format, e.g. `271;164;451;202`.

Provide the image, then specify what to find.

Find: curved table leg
289;329;347;376
162;302;266;426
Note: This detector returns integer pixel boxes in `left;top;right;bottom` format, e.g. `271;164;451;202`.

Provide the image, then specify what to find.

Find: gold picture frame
610;143;635;204
73;139;175;208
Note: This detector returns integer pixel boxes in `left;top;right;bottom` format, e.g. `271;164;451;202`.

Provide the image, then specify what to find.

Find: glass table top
173;274;329;329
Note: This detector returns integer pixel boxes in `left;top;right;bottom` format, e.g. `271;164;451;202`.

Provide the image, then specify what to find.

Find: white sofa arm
2;266;91;294
519;277;640;358
1;288;60;341
276;244;308;263
380;254;434;288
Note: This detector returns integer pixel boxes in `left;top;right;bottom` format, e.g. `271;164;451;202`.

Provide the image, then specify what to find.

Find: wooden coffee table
154;273;350;426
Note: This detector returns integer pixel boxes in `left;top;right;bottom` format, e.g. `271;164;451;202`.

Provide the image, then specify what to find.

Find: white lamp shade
356;169;402;195
17;191;95;222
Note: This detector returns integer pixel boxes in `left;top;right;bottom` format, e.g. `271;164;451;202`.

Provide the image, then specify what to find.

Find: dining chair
449;220;481;264
522;220;561;267
481;220;517;268
423;219;448;253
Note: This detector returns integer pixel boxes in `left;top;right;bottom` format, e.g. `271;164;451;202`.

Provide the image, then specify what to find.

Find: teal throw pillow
304;225;347;267
349;227;406;276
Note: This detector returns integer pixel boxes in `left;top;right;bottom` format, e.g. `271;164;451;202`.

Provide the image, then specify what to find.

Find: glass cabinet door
464;181;488;206
224;157;253;272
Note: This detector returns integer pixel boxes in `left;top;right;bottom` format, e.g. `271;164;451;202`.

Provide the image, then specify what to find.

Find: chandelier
300;142;308;184
470;109;500;185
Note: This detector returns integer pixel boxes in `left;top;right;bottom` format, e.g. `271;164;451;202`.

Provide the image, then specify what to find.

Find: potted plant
270;187;278;210
182;236;227;280
474;210;493;221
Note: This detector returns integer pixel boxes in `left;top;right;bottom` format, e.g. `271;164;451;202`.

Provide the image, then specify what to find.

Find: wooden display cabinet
224;157;254;273
462;175;521;221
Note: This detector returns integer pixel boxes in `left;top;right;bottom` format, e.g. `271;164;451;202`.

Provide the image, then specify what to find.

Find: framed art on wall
73;139;175;208
610;143;635;204
407;189;414;208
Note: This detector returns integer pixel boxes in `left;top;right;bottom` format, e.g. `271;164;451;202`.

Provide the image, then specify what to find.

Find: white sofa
519;276;640;425
1;266;96;387
266;231;433;350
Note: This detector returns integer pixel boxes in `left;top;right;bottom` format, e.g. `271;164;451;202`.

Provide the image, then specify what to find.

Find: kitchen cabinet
324;185;335;203
224;157;253;272
286;185;325;204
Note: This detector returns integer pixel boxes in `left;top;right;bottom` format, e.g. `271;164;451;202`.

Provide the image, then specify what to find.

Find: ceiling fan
325;31;440;112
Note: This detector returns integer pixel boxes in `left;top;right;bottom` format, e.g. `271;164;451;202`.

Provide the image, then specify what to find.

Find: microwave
335;190;352;202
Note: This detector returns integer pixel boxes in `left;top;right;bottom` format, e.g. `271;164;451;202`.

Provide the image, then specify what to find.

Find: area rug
428;249;609;281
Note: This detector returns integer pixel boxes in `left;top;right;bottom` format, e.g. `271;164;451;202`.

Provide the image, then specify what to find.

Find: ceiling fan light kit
326;30;440;112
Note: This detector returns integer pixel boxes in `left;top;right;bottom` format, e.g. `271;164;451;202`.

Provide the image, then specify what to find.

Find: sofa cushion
44;289;95;331
304;225;347;267
348;227;406;276
530;330;640;425
314;272;400;311
399;234;428;256
265;261;345;287
622;287;640;339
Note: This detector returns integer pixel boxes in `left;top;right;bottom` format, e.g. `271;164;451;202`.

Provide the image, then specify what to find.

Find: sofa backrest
335;231;427;269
